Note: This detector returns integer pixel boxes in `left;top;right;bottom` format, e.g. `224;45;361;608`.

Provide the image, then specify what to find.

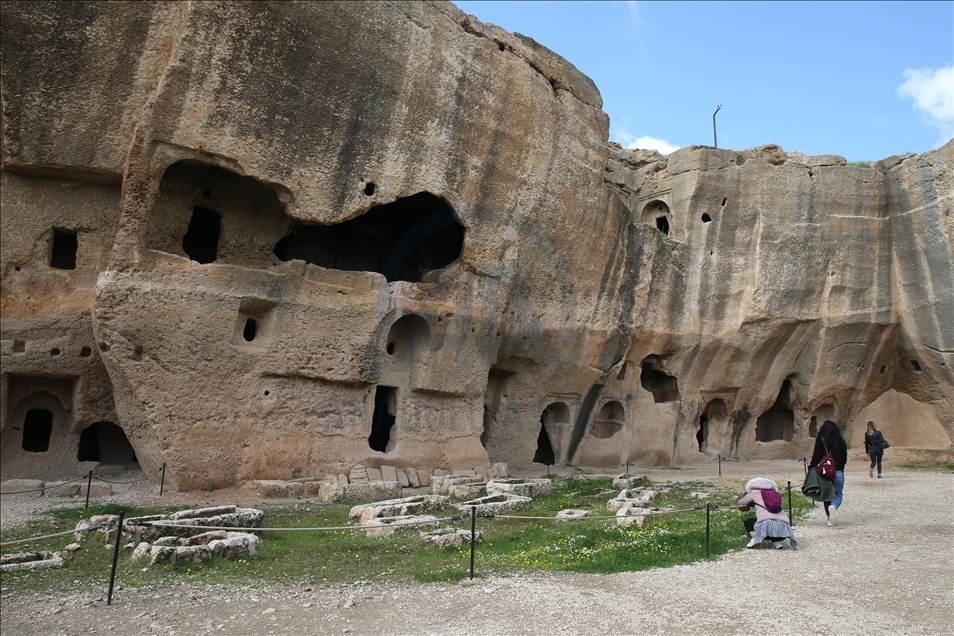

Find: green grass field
0;477;815;594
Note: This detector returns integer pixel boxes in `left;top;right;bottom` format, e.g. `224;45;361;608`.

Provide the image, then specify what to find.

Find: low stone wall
239;463;508;501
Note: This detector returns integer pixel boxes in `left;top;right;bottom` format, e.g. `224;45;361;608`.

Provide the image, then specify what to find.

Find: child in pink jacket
735;477;797;550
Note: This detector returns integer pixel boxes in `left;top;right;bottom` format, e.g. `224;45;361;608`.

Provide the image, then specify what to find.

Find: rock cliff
1;1;951;488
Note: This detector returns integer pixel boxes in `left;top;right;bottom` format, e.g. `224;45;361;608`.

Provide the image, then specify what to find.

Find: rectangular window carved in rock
50;229;77;270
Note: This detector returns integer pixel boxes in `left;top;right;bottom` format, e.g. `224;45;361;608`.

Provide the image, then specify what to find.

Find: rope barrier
90;468;161;485
494;505;709;521
0;522;112;548
0;475;90;496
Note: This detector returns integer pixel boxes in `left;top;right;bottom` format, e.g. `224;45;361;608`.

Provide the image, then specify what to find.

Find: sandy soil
1;458;952;635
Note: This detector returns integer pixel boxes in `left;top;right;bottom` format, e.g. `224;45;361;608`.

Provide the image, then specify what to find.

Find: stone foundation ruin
1;2;952;490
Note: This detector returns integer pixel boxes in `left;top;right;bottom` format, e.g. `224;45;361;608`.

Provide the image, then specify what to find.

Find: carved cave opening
182;206;221;264
243;318;257;342
274;192;464;283
642;200;672;236
590;401;623;438
534;401;568;463
533;421;555;465
640;356;679;403
698;399;727;454
481;367;513;449
756;379;795;442
50;229;77;270
22;408;53;452
368;386;396;453
77;422;138;465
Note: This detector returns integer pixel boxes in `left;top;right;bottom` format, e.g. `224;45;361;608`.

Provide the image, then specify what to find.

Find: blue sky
454;1;953;162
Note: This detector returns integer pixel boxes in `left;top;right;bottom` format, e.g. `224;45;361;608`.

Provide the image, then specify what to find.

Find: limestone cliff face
1;1;951;487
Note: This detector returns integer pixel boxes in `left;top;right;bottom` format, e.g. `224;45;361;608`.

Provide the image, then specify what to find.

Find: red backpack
759;488;784;514
816;440;836;481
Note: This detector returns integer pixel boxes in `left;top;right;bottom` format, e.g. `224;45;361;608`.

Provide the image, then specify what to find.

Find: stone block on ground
149;545;178;564
556;509;594;522
185;531;228;546
318;481;402;503
304;481;324;496
44;481;81;497
607;488;657;512
366;467;382;482
0;479;45;497
474;465;487;480
131;542;151;560
337;474;349;484
616;507;652;527
432;469;446;477
486;478;552;498
349;466;369;483
452;469;477;477
613;474;647;489
363;515;439;537
175;545;212;564
421;528;482;548
405;468;419;488
208;533;259;558
380;465;399;482
396;469;410;488
454;493;532;516
491;463;508;478
416;468;431;487
0;551;65;572
349;495;450;524
241;480;290;498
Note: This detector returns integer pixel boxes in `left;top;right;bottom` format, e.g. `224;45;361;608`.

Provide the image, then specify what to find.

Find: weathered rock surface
1;2;951;488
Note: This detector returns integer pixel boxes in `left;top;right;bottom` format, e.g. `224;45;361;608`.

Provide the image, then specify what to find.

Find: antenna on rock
713;105;722;148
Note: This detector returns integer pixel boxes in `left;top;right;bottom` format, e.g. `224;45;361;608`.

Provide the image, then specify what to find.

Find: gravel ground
1;459;952;635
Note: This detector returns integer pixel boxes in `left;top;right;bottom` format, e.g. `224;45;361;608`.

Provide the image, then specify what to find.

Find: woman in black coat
808;420;848;526
865;421;887;478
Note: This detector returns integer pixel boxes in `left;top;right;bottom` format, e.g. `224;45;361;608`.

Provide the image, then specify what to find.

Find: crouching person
735;477;797;550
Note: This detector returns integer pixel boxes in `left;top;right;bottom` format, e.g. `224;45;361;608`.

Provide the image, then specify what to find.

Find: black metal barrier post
718;455;722;477
787;481;793;524
107;510;125;605
469;506;477;580
705;503;711;560
159;463;167;497
85;470;93;509
626;462;629;476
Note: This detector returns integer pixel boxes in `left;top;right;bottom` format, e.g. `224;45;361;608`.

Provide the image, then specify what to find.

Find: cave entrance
274;192;464;282
641;200;672;236
590;401;624;438
368;386;397;453
756;380;795;442
182;206;221;264
50;229;77;270
533;420;555;465
22;408;53;452
639;356;679;403
77;422;138;465
696;398;729;455
697;415;708;453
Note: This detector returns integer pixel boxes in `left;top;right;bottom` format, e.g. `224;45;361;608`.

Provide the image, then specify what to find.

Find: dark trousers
869;451;883;475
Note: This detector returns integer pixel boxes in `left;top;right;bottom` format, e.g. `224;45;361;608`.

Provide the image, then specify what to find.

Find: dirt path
2;462;952;635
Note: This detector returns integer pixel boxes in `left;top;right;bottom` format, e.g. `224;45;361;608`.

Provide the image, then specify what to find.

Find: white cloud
627;1;641;25
613;127;681;154
898;65;954;146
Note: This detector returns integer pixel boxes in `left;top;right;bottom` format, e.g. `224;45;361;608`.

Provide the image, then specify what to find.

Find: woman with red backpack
808;420;848;526
735;477;797;550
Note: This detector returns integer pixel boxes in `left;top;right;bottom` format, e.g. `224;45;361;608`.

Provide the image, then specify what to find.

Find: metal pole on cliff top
469;506;477;580
107;510;125;605
713;105;722;148
160;463;167;497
